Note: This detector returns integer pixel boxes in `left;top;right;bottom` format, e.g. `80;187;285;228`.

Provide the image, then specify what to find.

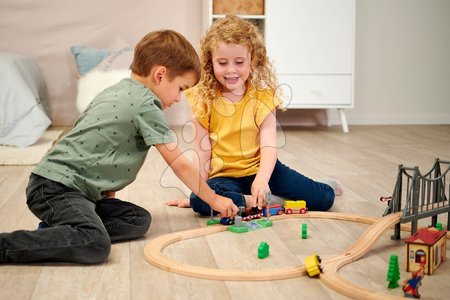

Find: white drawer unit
265;0;355;132
278;75;353;107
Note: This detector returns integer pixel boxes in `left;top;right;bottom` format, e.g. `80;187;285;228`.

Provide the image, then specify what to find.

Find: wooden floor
1;125;449;299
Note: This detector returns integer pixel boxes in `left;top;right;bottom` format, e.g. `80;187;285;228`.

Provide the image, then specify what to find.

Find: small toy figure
258;241;269;259
402;267;424;298
403;258;425;298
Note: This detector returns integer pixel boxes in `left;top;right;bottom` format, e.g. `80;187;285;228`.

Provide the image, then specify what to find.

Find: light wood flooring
0;125;449;300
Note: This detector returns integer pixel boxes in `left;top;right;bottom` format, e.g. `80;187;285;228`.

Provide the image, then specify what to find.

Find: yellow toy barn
405;227;447;275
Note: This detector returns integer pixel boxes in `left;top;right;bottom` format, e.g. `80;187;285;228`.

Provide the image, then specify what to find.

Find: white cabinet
202;0;355;132
265;0;355;132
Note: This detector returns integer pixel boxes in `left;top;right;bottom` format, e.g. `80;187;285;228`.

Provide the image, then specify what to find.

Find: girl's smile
212;42;251;98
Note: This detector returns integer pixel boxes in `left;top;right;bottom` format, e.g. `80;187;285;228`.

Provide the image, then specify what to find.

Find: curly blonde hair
194;15;280;118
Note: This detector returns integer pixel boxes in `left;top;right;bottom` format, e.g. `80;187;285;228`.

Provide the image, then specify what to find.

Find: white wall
0;0;202;126
279;0;450;127
347;0;450;125
0;0;449;127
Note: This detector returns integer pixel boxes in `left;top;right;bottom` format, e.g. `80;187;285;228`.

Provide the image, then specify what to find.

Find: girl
168;15;342;215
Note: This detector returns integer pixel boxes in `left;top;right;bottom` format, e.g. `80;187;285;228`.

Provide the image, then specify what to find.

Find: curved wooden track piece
144;219;308;280
146;212;383;281
320;212;403;299
144;212;449;299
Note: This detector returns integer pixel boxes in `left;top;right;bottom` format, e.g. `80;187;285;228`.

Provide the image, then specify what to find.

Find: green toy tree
386;254;400;288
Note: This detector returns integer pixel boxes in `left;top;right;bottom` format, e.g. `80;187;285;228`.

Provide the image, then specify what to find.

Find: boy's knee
134;209;152;237
85;235;111;264
76;230;111;264
142;209;152;230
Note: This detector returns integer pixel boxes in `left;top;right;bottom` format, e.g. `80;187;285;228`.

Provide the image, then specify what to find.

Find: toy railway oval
143;212;449;299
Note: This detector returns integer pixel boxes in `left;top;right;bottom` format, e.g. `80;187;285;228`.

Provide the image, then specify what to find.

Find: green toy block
207;219;220;225
228;218;273;234
258;241;269;259
228;225;249;233
256;218;273;228
436;222;443;231
301;223;308;239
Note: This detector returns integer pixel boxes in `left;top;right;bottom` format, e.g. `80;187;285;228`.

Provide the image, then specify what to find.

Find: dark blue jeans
0;174;151;264
190;160;335;216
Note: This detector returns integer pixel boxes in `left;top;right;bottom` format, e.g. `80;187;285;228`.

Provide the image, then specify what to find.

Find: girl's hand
166;198;191;208
251;179;270;209
210;194;239;218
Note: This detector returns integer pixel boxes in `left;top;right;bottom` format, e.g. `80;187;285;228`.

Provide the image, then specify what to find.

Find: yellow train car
284;200;307;214
304;254;322;277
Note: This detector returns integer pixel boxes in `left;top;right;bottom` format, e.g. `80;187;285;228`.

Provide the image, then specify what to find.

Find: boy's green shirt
33;78;175;200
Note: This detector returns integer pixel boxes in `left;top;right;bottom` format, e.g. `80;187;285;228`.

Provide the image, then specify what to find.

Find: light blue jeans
0;174;151;264
190;160;335;216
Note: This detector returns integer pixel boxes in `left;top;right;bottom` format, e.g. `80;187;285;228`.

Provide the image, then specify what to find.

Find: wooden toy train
221;200;307;225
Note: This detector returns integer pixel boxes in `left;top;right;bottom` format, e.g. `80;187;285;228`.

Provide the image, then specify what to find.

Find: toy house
405;227;447;275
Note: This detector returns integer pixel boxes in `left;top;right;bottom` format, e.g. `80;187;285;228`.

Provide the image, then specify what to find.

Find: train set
145;159;450;299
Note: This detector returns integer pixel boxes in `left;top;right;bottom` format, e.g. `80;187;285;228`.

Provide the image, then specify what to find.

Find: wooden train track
144;212;449;299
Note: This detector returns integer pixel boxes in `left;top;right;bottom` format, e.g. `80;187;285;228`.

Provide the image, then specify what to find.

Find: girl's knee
323;195;335;211
318;188;335;211
190;193;211;216
306;187;334;212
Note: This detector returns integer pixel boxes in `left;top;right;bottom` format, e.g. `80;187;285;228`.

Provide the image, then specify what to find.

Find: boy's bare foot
166;198;191;208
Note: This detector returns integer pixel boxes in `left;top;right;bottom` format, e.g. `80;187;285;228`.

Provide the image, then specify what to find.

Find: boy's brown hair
131;30;200;82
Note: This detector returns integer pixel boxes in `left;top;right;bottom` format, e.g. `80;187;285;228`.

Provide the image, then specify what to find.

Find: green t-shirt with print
33;78;175;200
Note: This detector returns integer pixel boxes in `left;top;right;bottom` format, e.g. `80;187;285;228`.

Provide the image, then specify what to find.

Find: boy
0;30;238;264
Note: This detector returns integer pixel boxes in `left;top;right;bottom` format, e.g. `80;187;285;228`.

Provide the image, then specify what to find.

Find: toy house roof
405;227;446;245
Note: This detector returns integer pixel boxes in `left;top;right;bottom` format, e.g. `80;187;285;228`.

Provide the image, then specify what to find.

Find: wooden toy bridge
383;158;450;239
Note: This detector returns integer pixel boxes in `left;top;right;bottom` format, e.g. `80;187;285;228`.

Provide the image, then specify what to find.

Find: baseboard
329;113;450;126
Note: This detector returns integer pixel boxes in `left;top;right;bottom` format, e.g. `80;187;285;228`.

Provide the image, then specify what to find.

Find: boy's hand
251;179;270;209
105;191;116;198
166;198;191;208
211;194;239;218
